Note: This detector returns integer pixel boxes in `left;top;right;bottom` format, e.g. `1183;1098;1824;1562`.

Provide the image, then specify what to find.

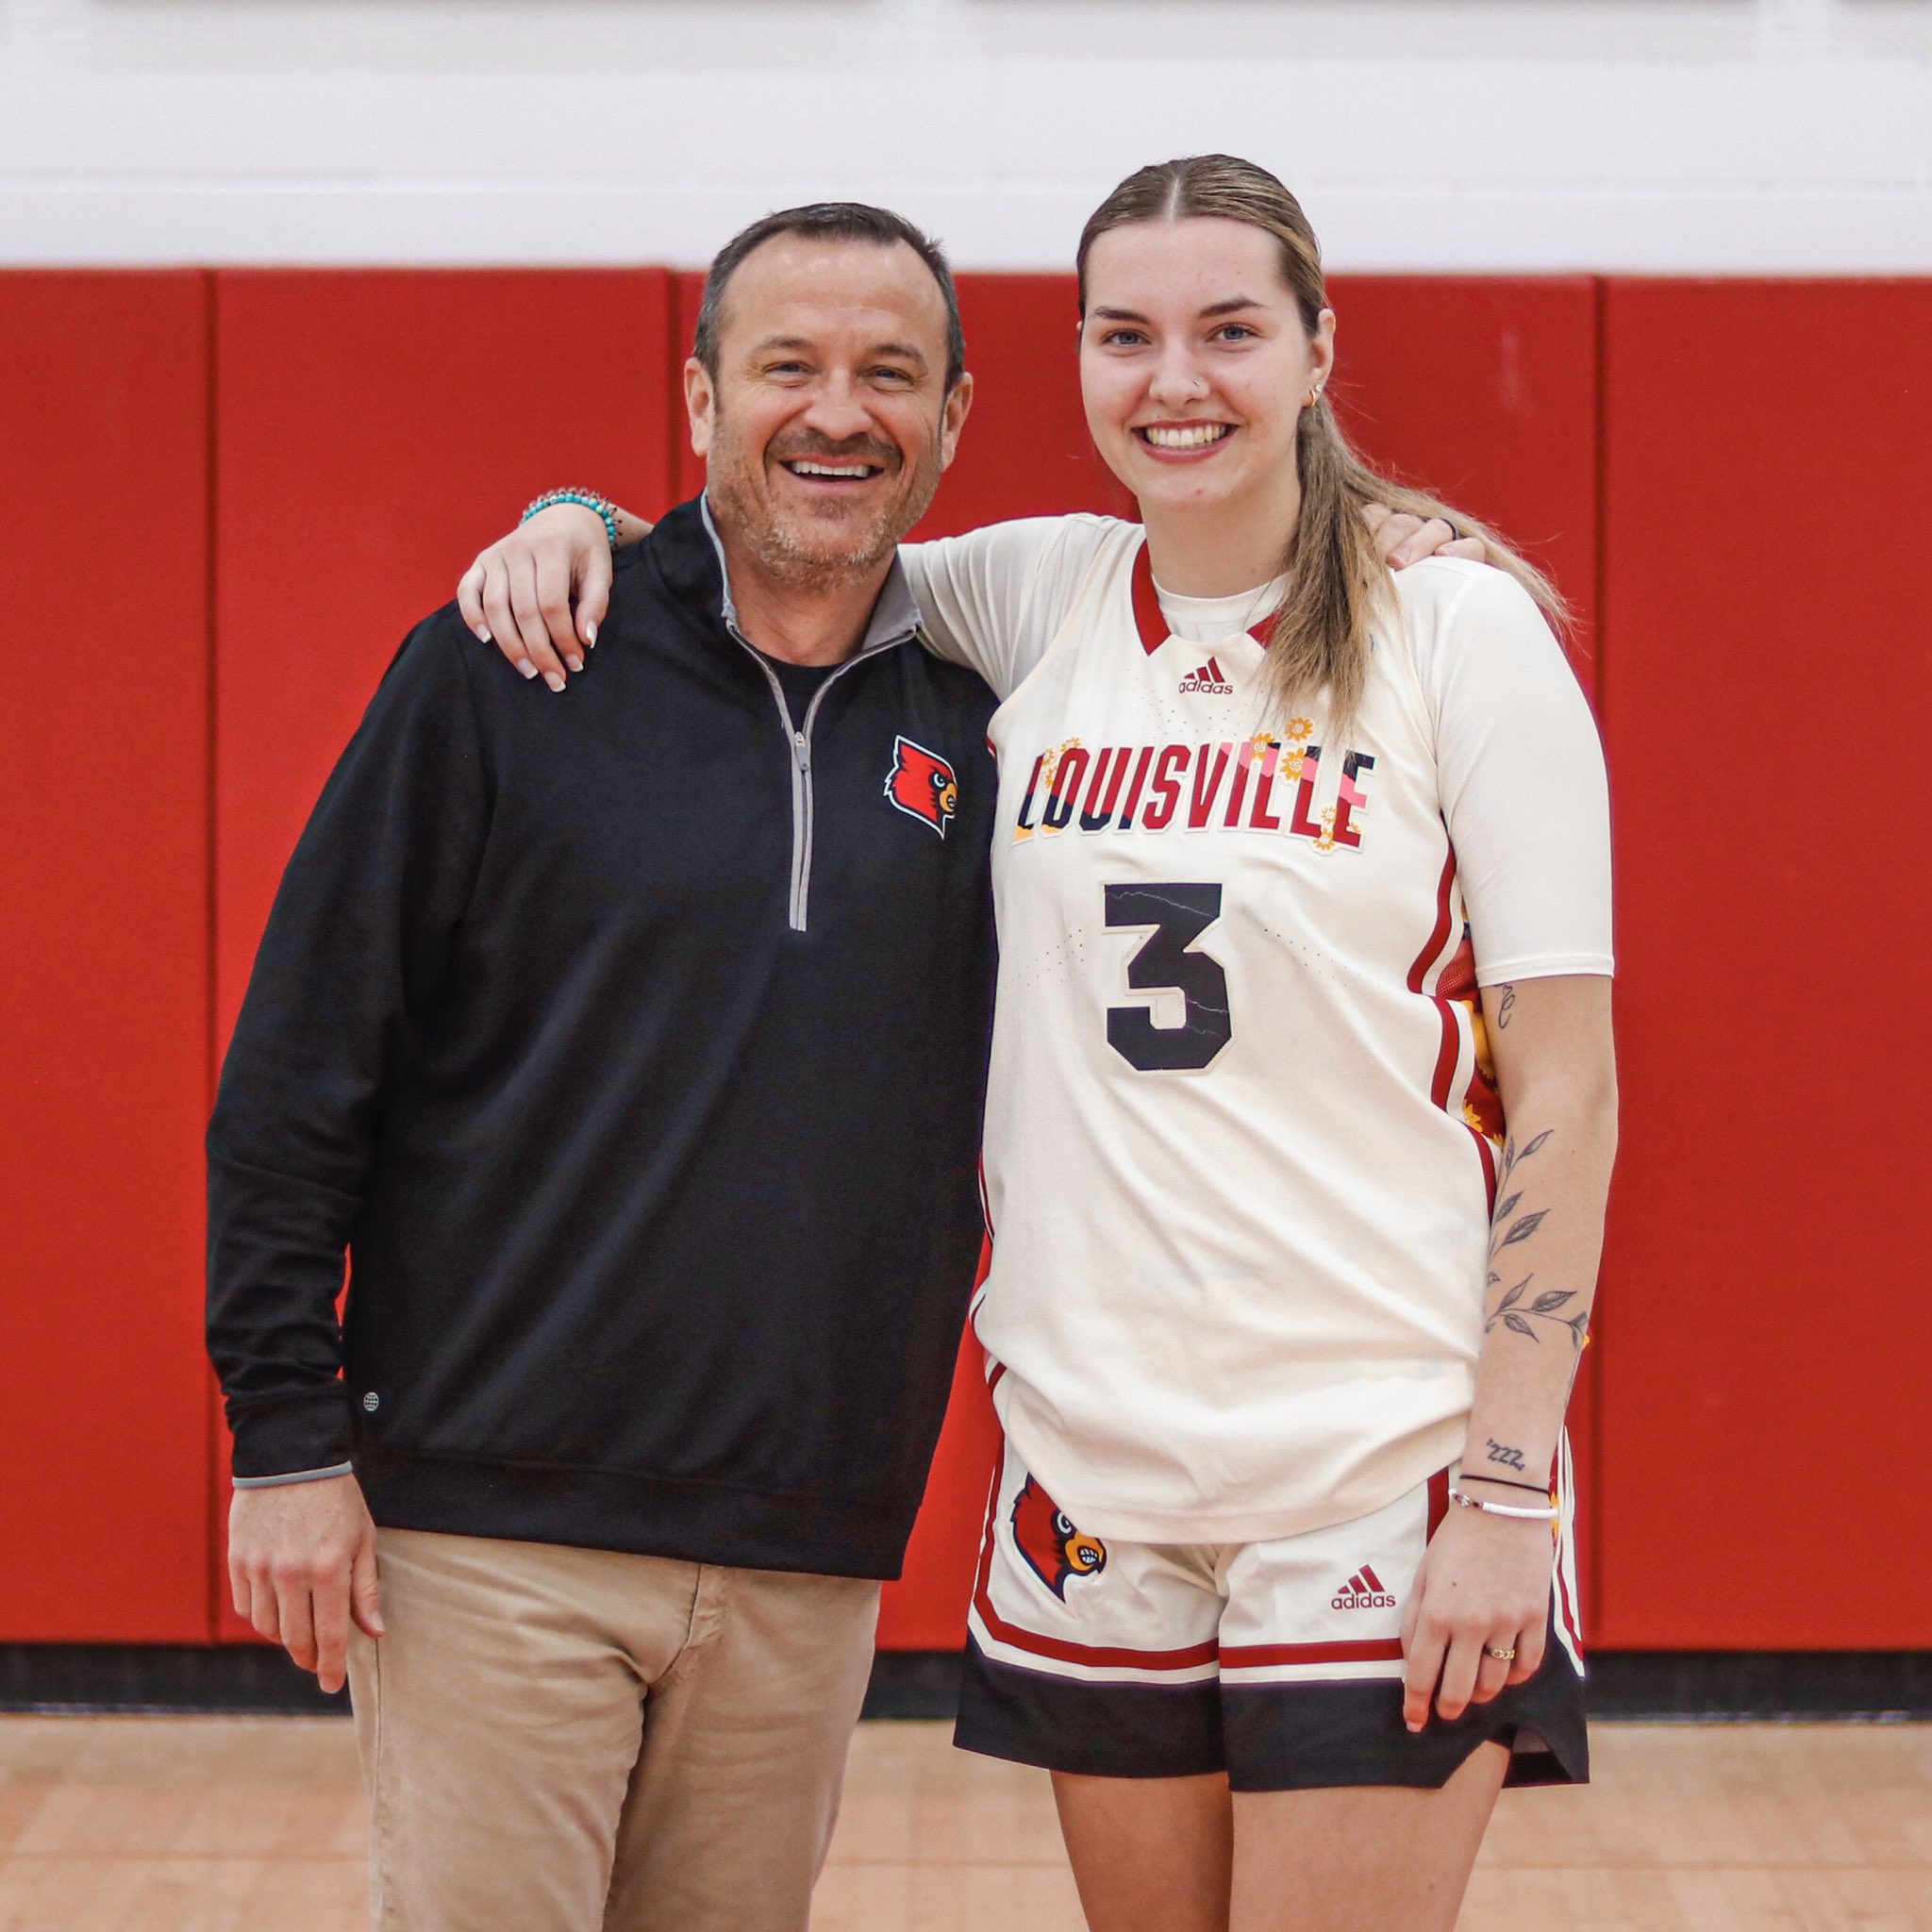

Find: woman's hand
1362;503;1488;570
458;503;614;691
1398;1502;1552;1731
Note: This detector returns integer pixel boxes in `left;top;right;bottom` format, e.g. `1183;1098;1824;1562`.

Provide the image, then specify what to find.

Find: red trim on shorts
1220;1636;1406;1667
1551;1450;1585;1657
1555;1548;1583;1656
1428;1466;1450;1534
971;1444;1221;1673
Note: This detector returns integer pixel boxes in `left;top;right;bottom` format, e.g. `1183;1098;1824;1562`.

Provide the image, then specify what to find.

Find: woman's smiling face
1078;216;1334;525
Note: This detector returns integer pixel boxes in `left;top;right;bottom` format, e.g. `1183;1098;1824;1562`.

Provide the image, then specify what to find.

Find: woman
463;156;1614;1932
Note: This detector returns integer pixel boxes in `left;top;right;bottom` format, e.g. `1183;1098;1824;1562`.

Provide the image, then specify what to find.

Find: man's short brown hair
692;202;967;392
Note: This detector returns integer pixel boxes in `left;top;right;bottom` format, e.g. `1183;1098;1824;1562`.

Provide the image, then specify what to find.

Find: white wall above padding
1;0;1927;270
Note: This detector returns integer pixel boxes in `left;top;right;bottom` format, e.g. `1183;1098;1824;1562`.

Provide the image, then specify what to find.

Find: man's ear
938;370;974;473
684;357;716;458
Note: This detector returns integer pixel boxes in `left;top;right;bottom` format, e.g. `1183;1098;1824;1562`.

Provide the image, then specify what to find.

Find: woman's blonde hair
1076;155;1567;729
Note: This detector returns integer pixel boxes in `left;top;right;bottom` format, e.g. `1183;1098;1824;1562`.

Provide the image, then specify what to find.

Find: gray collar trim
699;493;923;657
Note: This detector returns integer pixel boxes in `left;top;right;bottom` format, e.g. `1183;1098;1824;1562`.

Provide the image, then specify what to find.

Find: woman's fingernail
584;622;597;647
518;661;539;681
543;671;567;692
475;625;492;643
565;655;584;674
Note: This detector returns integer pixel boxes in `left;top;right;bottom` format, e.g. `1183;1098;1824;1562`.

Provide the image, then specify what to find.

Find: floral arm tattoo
1485;1127;1590;1351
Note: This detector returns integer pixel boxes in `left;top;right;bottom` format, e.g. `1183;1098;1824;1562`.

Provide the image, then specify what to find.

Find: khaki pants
345;1527;881;1932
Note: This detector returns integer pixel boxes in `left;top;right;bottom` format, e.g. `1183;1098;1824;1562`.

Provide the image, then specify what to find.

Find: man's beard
708;416;945;593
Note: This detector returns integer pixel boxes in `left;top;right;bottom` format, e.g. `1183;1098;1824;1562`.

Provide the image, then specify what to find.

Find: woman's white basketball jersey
905;517;1613;1543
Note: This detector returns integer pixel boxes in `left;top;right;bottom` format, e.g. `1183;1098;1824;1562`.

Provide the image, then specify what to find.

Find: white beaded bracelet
1448;1485;1558;1524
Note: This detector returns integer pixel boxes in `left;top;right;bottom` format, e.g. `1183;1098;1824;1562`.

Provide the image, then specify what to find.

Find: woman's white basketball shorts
955;1434;1589;1791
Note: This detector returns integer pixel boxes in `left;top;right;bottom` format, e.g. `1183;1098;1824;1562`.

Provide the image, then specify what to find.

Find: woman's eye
1100;328;1147;349
1213;324;1258;343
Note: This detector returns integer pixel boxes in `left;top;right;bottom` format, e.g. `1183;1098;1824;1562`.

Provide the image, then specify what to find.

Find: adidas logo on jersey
1331;1564;1396;1610
1179;658;1234;696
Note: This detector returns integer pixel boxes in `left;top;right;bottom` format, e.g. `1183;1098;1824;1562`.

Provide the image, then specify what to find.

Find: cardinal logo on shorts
1011;1475;1107;1602
884;737;958;839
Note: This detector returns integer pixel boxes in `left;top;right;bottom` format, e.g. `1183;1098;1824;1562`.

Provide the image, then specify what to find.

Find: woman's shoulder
908;510;1135;581
1391;554;1542;622
1389;558;1565;674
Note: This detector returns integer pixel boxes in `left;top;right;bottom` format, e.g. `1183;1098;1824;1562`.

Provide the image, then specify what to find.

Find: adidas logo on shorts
1331;1564;1396;1610
1179;657;1234;695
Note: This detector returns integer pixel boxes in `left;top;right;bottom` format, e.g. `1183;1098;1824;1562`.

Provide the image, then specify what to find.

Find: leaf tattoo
1496;1209;1547;1249
1486;1273;1589;1351
1483;1128;1584;1346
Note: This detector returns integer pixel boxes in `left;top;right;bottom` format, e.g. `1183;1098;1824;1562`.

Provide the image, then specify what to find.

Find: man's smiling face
689;235;972;590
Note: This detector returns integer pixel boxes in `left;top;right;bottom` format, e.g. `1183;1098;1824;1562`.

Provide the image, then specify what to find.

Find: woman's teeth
1141;424;1233;449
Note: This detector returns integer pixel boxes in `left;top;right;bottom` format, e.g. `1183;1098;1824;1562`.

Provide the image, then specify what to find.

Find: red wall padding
209;270;677;1635
1594;279;1932;1648
0;273;215;1640
4;266;1922;1652
1325;276;1601;667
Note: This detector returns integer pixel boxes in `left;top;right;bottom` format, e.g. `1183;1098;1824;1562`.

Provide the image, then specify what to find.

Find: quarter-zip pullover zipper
700;496;924;935
731;630;891;934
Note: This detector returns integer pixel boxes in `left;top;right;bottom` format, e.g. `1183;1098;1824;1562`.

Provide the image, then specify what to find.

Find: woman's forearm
1459;978;1619;1491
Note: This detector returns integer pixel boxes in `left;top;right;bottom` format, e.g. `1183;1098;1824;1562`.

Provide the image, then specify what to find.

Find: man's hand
458;503;613;691
1363;503;1488;570
228;1474;383;1695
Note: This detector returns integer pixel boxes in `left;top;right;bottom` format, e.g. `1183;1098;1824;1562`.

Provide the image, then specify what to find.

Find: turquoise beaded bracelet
522;489;620;550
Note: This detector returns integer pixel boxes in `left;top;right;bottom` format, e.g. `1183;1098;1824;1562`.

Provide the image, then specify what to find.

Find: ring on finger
1484;1644;1517;1661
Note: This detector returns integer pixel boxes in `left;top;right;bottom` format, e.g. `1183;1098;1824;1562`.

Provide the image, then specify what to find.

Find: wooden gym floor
0;1715;1925;1930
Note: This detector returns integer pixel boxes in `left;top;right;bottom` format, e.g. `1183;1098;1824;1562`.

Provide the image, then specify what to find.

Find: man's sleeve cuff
227;1391;352;1481
232;1462;355;1490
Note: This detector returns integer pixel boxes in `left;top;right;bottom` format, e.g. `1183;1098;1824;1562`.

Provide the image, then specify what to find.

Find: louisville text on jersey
1012;734;1374;852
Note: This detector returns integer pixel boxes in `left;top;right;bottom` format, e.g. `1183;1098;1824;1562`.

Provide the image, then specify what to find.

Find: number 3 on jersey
1103;883;1232;1073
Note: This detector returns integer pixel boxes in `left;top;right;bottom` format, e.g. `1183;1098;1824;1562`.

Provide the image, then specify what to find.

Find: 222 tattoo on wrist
1485;1128;1590;1351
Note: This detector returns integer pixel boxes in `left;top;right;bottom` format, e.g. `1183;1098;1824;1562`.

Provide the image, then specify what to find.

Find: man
211;200;1472;1931
209;204;996;1932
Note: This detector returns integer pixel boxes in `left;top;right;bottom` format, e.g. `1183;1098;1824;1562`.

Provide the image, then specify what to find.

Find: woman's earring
1307;388;1322;408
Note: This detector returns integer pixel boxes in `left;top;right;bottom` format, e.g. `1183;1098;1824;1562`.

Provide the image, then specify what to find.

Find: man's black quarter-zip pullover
207;499;998;1579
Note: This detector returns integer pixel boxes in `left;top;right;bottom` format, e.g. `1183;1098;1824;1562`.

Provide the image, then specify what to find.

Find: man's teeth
1143;425;1232;449
786;460;876;477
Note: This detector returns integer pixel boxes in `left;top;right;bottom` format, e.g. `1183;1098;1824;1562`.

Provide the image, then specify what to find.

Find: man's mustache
768;435;902;470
